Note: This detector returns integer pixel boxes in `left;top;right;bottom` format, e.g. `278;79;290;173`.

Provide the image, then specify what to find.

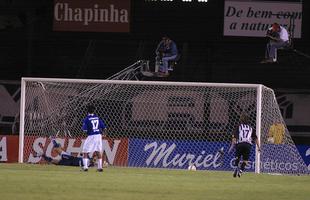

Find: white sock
83;158;88;169
98;158;102;169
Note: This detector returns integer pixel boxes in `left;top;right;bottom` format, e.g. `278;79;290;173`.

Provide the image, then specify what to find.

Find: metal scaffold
107;60;152;80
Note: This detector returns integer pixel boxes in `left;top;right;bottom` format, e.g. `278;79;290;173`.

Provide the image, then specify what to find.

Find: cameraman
155;36;178;76
261;23;289;64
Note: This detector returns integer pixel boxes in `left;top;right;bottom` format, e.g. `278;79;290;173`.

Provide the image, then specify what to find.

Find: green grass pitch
0;164;309;200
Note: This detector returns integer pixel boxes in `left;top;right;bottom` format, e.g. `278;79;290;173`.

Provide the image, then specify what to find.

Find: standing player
231;114;261;178
82;104;106;172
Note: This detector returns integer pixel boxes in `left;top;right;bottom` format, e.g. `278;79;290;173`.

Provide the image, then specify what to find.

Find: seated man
155;36;178;76
41;140;95;167
261;23;290;64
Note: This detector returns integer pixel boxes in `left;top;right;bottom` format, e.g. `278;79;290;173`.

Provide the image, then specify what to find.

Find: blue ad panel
129;139;310;173
128;139;255;171
260;144;308;174
297;145;310;171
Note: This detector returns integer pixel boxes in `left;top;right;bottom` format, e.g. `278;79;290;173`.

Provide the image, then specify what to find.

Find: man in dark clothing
155;36;178;76
231;114;261;177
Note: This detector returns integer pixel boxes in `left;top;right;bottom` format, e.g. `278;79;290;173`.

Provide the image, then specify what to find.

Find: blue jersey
82;114;106;136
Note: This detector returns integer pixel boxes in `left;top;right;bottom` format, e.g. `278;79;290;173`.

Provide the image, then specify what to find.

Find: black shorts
58;155;83;167
235;142;252;161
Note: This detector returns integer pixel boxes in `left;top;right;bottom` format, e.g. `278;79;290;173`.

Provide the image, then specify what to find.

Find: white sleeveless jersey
237;124;253;144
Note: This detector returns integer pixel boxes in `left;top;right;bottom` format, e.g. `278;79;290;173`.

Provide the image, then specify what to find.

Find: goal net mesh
20;79;309;175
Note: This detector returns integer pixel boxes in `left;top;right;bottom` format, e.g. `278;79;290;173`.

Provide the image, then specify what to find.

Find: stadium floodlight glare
182;0;192;2
198;0;208;2
19;78;309;175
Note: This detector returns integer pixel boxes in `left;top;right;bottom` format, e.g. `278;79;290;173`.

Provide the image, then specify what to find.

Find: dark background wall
0;0;310;145
0;0;309;89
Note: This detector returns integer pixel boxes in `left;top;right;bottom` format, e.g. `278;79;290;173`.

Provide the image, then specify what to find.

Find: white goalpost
19;77;309;175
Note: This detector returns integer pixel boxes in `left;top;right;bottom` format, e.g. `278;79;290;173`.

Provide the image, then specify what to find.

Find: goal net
19;78;309;175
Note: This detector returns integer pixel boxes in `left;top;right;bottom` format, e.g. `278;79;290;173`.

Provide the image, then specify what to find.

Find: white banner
132;90;205;122
224;0;302;38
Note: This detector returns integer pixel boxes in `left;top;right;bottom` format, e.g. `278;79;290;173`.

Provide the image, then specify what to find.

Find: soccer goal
19;77;309;175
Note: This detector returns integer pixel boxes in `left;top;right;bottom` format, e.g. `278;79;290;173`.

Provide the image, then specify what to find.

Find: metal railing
107;60;150;80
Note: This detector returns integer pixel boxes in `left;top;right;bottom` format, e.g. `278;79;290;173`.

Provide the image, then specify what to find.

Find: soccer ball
267;137;275;144
188;164;197;171
103;161;109;168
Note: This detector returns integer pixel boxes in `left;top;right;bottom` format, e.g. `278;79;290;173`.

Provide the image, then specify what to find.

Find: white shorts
82;134;103;153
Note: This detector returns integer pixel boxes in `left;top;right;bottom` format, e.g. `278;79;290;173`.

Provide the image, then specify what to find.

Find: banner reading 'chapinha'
53;0;130;32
